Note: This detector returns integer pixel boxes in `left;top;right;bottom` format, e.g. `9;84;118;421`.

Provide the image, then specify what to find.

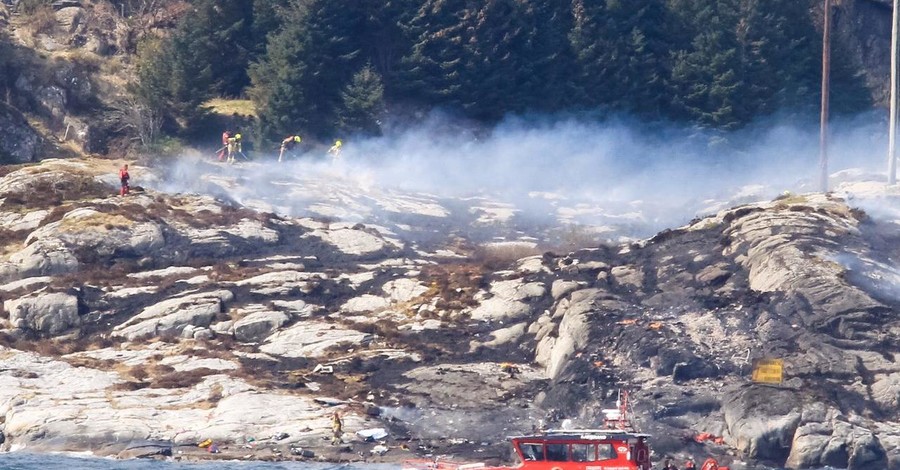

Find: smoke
153;110;891;242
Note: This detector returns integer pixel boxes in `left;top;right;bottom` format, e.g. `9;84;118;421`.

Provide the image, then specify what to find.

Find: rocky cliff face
0;158;899;469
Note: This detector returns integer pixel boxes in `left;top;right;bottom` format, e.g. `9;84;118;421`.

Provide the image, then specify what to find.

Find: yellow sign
752;358;784;384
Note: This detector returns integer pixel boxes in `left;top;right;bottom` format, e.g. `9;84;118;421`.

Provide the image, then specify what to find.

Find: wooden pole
890;0;900;185
819;0;832;193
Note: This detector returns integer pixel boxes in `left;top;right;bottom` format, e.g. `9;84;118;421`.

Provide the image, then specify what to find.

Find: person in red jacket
119;164;130;196
218;130;232;161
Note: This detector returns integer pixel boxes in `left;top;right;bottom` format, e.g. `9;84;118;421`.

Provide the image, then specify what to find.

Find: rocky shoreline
1;159;899;469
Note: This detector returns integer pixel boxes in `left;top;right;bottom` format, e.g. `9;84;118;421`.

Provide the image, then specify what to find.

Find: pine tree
337;64;385;136
735;0;818;117
400;0;475;109
668;0;746;129
519;0;578;113
570;0;670;116
248;5;311;141
465;0;536;118
249;0;366;140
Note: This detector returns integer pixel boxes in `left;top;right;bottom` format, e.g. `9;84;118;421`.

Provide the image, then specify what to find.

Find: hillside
0;158;898;469
1;1;900;469
0;0;894;162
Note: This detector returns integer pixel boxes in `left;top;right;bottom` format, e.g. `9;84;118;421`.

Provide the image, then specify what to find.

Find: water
0;453;844;470
0;453;398;470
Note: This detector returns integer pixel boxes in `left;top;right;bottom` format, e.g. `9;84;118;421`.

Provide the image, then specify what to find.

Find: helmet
235;133;242;140
294;136;301;143
335;140;342;147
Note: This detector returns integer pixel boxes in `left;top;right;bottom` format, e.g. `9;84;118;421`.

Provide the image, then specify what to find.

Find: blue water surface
0;453;398;470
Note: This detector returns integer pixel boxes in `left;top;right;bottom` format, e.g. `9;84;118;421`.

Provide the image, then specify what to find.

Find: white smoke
152;110;891;241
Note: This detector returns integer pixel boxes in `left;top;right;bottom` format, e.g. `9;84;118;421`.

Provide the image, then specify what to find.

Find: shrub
17;0;51;14
472;243;541;270
23;6;58;37
149;367;216;389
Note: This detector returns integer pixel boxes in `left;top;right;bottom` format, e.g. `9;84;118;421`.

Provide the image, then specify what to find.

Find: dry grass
202;98;257;117
21;6;57;37
416;264;485;311
59;212;134;231
0;229;29;257
0;333;118;356
3;173;113;210
472;243;541;270
149;367;217;388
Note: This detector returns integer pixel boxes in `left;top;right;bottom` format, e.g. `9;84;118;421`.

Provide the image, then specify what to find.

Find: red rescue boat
403;391;728;470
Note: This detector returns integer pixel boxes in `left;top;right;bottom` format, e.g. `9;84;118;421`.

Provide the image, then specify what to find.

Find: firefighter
227;133;243;164
119;164;130;196
328;139;343;161
684;459;696;469
331;411;343;445
279;135;301;162
218;130;231;161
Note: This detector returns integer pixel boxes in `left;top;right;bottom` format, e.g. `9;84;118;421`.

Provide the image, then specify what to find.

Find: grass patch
59;212;134;231
149;367;217;388
472;243;541;270
2;172;113;210
21;6;57;37
202;98;256;118
0;333;117;356
417;264;486;312
773;192;810;207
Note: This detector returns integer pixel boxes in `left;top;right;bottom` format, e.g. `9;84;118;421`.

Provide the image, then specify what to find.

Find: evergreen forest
134;0;872;143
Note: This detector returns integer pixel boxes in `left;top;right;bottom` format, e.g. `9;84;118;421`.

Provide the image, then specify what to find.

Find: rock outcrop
0;103;40;163
0;160;899;469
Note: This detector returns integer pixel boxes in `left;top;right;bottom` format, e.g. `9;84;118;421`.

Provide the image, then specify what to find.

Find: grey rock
0;103;40;163
54;6;83;33
550;280;582;300
610;265;644;290
115;441;173;459
232;310;289;343
4;292;80;335
113;290;233;340
722;385;801;461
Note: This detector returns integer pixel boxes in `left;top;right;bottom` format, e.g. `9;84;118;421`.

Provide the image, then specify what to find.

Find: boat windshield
521;444;543;461
546;444;567;461
517;442;621;462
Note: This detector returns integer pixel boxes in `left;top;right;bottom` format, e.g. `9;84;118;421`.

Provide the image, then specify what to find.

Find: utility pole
820;0;832;193
890;0;900;185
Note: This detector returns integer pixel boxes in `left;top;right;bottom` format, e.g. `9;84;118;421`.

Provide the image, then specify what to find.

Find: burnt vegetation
1;172;114;210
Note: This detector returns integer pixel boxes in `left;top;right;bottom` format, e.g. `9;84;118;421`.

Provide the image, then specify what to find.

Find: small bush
17;0;51;14
128;364;149;380
23;7;58;37
149;367;216;389
472;243;541;270
111;381;148;391
141;136;185;160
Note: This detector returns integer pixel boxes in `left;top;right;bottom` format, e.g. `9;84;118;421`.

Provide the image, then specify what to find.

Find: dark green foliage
148;0;876;136
134;0;284;128
571;0;670;117
250;0;367;140
337;64;385;136
400;0;473;110
668;0;746;129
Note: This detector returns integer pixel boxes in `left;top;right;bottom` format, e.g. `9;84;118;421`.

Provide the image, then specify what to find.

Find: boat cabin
510;429;652;470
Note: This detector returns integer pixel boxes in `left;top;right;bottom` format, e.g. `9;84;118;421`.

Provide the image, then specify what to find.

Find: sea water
0;453;846;470
0;453;399;470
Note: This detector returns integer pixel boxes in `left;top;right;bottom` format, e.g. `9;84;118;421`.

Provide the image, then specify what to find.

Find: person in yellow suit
279;135;302;162
331;411;343;445
226;133;243;164
327;139;343;162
